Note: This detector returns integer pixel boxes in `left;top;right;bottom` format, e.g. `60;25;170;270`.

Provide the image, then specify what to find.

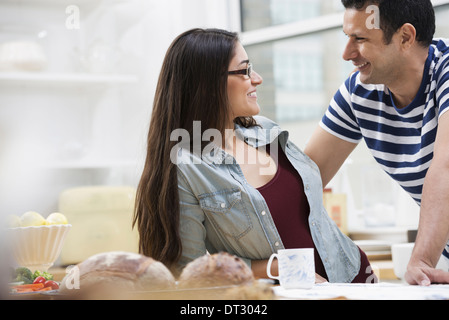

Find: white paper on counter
274;282;449;300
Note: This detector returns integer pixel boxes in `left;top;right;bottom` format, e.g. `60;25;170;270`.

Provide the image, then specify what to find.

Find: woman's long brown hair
133;28;257;271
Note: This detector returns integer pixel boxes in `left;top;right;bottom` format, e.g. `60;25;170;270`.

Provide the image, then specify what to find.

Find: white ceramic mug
266;248;315;289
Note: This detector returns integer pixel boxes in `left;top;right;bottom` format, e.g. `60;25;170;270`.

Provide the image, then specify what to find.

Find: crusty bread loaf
59;251;175;297
178;252;254;289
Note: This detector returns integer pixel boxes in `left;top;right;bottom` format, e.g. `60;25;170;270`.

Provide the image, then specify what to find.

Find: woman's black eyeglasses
228;63;252;79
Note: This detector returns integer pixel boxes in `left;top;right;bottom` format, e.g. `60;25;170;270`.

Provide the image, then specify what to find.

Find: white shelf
0;72;139;86
46;158;139;169
1;0;123;7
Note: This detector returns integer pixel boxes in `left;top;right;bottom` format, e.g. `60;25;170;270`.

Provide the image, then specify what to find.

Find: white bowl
8;224;71;272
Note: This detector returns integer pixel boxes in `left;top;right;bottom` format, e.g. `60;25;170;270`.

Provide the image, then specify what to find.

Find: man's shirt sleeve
320;74;363;144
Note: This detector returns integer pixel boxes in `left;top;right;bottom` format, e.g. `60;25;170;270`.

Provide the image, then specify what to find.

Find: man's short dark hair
341;0;435;47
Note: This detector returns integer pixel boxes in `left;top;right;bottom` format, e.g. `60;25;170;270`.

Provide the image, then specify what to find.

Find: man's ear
399;23;417;49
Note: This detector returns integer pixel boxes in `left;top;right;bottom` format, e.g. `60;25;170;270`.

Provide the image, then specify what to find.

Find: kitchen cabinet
0;0;238;216
0;0;148;214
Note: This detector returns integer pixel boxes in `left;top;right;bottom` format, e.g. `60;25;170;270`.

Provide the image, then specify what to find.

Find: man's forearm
411;163;449;267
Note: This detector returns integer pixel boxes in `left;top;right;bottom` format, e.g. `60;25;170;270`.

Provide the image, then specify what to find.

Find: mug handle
266;253;279;280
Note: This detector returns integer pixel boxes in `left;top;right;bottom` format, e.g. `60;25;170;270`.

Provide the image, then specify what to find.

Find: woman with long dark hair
133;28;375;283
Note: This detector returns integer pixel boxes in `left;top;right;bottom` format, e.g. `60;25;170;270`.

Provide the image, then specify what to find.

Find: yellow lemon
20;211;47;227
46;212;68;225
7;215;21;228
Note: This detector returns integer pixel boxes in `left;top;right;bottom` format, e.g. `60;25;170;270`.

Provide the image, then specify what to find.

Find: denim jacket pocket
199;188;252;239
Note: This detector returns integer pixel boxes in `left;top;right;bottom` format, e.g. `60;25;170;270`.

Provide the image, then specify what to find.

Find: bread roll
178;252;254;289
59;251;175;297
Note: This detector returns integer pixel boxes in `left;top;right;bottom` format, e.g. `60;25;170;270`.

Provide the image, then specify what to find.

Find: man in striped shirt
305;0;449;285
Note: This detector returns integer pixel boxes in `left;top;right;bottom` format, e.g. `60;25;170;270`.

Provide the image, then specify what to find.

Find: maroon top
257;145;374;283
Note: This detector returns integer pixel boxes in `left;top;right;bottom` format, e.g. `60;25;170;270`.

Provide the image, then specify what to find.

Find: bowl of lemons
7;211;71;272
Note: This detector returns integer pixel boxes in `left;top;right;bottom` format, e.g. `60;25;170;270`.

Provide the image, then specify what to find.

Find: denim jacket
176;116;361;283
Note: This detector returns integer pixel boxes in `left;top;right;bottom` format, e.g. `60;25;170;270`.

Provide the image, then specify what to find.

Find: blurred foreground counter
8;280;449;300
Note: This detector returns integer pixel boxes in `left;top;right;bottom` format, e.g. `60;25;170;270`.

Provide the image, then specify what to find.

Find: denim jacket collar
201;122;289;165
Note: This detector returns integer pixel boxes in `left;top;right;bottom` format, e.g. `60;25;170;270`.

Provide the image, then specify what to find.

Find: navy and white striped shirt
321;38;449;261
